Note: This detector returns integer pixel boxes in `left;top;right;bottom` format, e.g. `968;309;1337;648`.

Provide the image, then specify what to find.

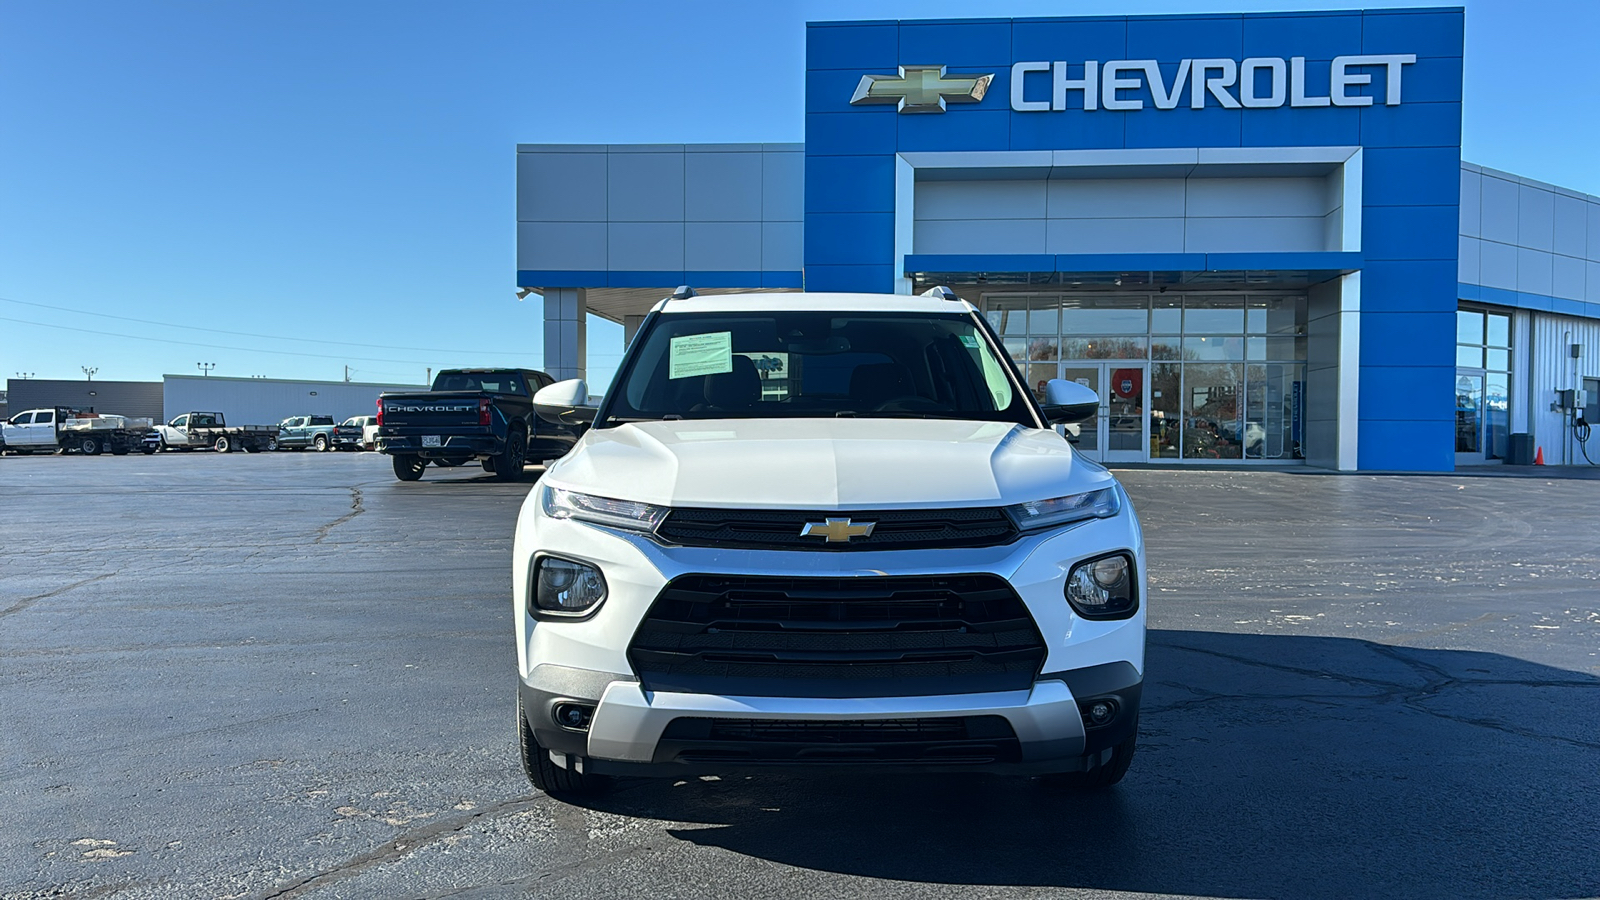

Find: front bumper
514;488;1146;775
520;661;1141;776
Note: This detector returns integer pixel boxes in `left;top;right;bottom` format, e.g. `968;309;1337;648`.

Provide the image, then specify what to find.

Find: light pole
197;362;216;377
81;366;98;381
15;371;35;379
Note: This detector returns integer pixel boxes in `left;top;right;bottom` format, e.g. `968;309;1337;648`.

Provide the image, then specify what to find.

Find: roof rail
921;285;961;302
669;285;697;300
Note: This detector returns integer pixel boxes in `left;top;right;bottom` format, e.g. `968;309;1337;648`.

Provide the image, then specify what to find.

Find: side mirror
533;379;595;426
1040;378;1098;425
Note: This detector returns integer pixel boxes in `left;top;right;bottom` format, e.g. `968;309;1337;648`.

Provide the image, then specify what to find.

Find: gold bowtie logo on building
849;65;993;114
800;518;878;543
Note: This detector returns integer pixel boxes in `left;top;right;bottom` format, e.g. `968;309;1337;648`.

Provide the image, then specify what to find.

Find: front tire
491;428;528;482
518;696;610;797
392;454;427;481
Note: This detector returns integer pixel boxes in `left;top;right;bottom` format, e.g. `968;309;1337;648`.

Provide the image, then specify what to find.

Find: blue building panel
1361;8;1465;58
1358;311;1457;367
806;22;899;71
1359;100;1463;149
1362;147;1463;207
898;21;1014;67
1362;260;1460;313
803;112;899;157
898;109;1011;152
1122;14;1244;60
1009;17;1127;62
1358;419;1456;471
804;156;896;213
1363;206;1461;261
1240;12;1362;60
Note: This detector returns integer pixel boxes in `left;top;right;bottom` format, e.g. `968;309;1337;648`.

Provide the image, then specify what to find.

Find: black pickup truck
375;368;579;481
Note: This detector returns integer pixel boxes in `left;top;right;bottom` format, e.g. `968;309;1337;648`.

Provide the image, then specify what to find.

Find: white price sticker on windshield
669;332;733;379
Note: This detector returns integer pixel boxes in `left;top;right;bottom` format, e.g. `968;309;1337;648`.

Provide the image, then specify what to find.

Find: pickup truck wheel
79;437;103;456
518;696;610;797
491;429;528;482
1038;733;1137;792
314;434;329;452
392;454;427;481
266;437;279;452
111;446;129;456
214;435;233;453
141;446;157;455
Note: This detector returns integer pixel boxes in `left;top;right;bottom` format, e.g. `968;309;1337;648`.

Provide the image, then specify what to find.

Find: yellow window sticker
669;332;734;379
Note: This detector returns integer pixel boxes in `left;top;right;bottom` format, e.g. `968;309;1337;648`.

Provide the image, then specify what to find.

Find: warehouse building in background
3;376;423;429
5;379;165;421
161;375;423;425
517;7;1600;470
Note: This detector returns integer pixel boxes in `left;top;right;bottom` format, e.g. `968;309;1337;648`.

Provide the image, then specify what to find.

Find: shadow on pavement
573;630;1600;900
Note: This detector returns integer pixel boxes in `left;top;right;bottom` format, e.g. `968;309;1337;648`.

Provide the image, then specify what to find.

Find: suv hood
543;418;1108;509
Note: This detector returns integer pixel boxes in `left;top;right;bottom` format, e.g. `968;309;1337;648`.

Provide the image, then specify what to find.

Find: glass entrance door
1059;362;1149;463
1455;370;1486;465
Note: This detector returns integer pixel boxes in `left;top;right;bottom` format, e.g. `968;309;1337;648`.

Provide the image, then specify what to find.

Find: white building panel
162;376;426;427
1516;183;1555;252
1552;194;1588;260
1527;314;1600;465
1478;174;1519;246
1045;178;1185;219
1515;247;1553;296
1458;167;1481;238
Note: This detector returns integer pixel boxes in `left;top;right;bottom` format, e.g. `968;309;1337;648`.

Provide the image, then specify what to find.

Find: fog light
1080;699;1118;728
553;702;594;731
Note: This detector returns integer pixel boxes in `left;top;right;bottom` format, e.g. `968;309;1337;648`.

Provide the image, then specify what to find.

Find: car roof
652;291;977;316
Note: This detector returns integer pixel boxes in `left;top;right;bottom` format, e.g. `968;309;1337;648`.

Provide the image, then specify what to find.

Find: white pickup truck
511;286;1146;799
151;411;278;453
1;407;157;456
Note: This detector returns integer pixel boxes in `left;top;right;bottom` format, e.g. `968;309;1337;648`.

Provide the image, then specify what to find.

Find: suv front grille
628;574;1046;698
656;506;1017;551
654;715;1021;766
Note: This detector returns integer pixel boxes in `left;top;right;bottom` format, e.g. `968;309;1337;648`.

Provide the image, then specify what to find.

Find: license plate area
421;435;442;448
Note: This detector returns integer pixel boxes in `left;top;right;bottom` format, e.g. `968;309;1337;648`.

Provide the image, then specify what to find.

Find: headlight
531;556;608;616
540;485;668;533
1005;487;1120;532
1065;552;1137;619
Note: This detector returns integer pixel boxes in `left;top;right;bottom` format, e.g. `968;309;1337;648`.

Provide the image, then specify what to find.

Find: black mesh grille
656;715;1020;765
656;506;1018;551
628;574;1046;698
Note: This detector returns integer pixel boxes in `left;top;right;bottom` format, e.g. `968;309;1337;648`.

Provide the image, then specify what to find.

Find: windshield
599;311;1037;425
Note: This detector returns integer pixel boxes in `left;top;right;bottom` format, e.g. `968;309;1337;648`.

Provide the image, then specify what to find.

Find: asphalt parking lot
2;452;1597;900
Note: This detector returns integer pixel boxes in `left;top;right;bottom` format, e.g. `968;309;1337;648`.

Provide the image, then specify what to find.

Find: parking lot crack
312;487;364;544
0;572;115;619
255;796;543;899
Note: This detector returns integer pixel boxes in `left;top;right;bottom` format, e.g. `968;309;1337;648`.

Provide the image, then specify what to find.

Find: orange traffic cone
1534;446;1545;466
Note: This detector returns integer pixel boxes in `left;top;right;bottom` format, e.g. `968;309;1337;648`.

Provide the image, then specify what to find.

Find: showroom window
986;293;1307;462
1455;307;1512;460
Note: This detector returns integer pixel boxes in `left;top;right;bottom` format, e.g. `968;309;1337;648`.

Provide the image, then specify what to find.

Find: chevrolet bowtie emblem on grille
801;518;877;543
849;65;993;114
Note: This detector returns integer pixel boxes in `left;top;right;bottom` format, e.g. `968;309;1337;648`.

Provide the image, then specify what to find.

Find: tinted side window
37;411;54;424
12;413;33;425
311;416;334;426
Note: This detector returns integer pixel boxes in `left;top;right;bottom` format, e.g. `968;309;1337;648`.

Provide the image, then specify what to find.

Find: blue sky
2;0;1596;394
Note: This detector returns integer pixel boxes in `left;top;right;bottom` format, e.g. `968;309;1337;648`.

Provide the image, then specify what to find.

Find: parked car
153;412;277;453
510;286;1145;798
334;415;377;451
376;368;578;481
277;415;338;451
2;407;157;456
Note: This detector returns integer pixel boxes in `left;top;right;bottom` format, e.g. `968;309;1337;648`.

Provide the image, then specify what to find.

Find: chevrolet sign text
1009;55;1416;112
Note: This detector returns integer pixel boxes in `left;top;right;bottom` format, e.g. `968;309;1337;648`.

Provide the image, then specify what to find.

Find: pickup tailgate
380;392;487;428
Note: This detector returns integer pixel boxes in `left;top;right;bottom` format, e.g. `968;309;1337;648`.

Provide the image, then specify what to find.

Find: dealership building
517;7;1600;471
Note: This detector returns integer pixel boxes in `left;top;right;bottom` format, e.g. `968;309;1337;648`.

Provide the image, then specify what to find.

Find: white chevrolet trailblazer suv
514;287;1145;797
